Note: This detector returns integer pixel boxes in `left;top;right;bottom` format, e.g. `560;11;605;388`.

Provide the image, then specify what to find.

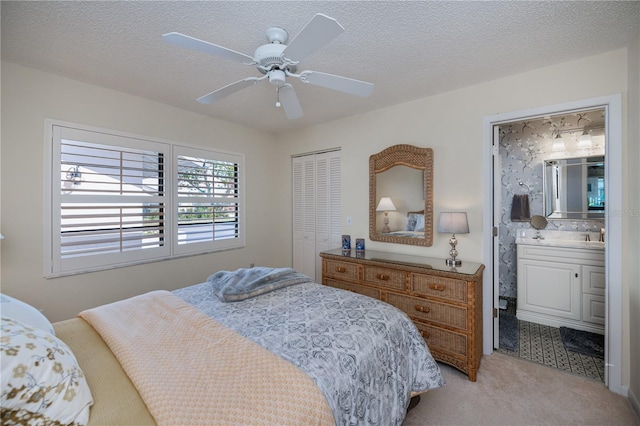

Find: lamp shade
438;212;469;234
376;197;396;212
551;134;565;151
578;131;592;148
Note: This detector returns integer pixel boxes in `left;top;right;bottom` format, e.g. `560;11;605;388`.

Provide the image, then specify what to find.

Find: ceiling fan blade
298;70;374;97
197;77;261;104
282;14;344;62
163;32;254;64
278;84;303;119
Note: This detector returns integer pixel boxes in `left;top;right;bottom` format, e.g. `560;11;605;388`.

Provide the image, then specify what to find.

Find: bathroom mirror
543;155;605;219
369;144;433;246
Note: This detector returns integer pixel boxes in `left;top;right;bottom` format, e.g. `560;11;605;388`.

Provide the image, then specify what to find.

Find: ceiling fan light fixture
268;69;286;86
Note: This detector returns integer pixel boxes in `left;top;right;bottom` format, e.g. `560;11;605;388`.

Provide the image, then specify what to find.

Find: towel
208;267;313;302
511;194;531;221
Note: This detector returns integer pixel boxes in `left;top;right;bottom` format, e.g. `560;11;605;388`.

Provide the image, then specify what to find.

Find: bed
1;267;444;425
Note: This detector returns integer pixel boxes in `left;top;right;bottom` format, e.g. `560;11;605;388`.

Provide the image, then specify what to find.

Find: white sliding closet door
292;150;341;282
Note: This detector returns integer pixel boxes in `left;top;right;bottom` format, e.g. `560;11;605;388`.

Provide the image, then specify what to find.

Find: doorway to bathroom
481;94;623;394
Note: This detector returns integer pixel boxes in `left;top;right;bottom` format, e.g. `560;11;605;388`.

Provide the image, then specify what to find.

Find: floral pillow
1;318;93;425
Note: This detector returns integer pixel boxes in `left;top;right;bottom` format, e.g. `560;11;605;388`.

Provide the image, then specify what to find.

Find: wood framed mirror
369;144;434;246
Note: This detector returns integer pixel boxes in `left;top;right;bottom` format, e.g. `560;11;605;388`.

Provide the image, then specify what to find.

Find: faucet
585;234;590;241
599;228;605;242
532;231;544;240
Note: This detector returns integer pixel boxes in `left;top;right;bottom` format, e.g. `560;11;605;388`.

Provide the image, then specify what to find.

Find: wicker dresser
320;248;485;381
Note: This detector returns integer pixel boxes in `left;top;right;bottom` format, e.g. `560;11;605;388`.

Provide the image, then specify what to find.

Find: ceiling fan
163;13;374;119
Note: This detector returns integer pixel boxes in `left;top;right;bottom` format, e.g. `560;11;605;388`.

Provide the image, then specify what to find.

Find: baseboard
628;386;640;419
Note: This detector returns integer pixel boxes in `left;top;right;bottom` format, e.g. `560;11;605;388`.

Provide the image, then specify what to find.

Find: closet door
292;155;316;279
314;151;341;282
292;151;341;282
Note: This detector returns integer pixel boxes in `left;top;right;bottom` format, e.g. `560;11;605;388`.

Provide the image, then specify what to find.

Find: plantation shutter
51;125;170;275
173;145;244;256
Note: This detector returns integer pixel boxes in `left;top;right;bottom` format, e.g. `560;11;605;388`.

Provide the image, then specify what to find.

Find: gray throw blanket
208;267;313;302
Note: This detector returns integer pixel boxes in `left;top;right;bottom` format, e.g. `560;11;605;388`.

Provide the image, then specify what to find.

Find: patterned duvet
174;281;444;426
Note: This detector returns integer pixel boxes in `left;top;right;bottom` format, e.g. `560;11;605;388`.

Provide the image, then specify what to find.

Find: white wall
0;62;287;322
276;48;634;387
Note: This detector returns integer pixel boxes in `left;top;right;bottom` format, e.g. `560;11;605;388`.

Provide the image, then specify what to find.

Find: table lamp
438;212;469;266
376;197;396;233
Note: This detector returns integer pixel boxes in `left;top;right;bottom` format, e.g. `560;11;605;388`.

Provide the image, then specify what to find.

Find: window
173;146;241;256
45;121;244;277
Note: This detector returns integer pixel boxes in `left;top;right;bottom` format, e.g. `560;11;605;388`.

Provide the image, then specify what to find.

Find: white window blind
45;121;245;277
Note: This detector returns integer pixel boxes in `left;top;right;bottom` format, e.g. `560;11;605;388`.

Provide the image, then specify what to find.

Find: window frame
44;119;245;278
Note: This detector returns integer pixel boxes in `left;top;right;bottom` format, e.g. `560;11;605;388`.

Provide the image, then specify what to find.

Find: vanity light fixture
438;212;469;266
578;129;593;148
376;197;396;233
551;132;565;151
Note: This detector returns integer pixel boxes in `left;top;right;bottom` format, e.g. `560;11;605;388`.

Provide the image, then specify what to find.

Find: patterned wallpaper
498;110;605;298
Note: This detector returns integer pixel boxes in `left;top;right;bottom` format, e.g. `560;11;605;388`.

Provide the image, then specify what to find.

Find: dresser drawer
411;274;467;302
414;322;468;357
324;259;360;281
363;266;406;291
324;278;381;300
386;292;468;330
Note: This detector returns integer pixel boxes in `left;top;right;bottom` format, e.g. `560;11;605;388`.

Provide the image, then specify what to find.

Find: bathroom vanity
516;236;605;334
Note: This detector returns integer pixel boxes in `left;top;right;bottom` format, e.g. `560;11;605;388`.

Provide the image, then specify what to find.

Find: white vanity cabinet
516;242;604;334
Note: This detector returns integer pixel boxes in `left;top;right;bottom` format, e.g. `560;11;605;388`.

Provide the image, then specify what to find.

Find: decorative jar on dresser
320;248;484;381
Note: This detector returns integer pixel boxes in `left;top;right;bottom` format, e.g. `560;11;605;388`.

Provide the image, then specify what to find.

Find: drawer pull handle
415;305;431;313
376;273;389;281
421;330;430;339
429;284;445;291
335;266;346;273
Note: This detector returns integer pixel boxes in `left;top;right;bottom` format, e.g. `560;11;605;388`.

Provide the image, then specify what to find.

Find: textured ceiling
2;1;638;134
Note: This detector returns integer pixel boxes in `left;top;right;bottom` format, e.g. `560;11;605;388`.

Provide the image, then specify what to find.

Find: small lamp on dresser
438;212;469;266
376;197;396;233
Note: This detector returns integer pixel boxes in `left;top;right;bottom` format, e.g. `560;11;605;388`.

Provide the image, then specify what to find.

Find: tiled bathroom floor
496;298;605;382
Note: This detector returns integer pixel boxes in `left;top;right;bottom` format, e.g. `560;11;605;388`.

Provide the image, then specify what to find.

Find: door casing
482;94;624;395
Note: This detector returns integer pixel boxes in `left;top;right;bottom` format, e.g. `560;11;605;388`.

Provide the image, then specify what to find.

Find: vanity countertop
515;237;604;250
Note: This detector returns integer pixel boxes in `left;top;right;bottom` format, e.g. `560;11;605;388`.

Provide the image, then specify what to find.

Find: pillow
414;214;425;232
1;318;93;426
0;294;55;336
405;214;418;231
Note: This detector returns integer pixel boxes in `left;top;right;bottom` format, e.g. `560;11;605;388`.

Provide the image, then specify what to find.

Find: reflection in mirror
543;156;605;219
369;144;433;246
376;166;423;232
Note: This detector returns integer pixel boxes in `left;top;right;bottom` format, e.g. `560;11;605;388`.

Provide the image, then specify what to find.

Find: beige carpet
404;352;639;425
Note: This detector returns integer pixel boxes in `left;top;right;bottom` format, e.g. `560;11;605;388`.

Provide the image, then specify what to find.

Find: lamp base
445;258;462;266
